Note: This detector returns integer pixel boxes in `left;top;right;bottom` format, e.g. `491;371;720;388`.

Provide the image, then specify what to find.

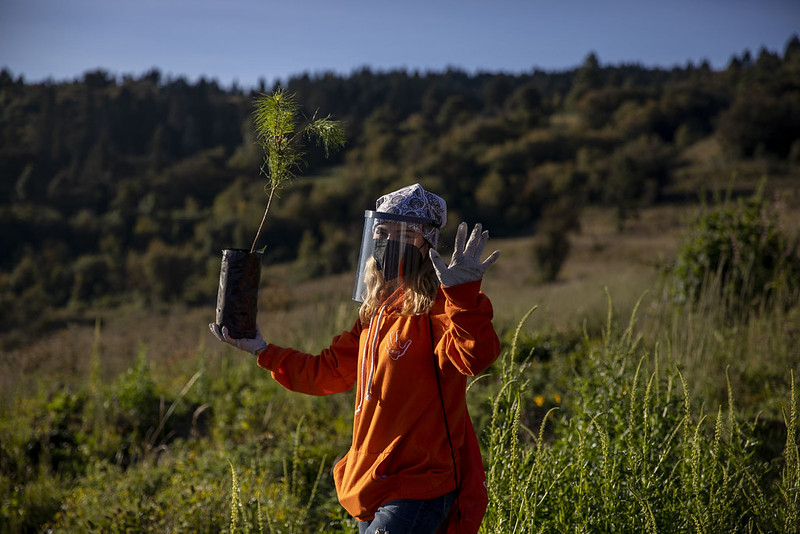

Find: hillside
2;35;800;345
3;187;799;531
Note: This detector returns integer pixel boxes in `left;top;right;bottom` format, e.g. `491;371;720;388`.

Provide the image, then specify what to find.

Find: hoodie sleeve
436;279;501;376
256;319;362;396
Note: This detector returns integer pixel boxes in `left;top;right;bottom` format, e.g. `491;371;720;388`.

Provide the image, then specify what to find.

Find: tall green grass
227;417;346;534
1;283;797;532
480;294;798;533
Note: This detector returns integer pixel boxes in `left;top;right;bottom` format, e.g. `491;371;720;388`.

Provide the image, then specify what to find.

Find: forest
1;34;800;533
2;35;798;345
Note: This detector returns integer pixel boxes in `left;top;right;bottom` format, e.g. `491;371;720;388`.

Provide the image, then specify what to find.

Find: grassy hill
2;46;800;530
2;171;799;530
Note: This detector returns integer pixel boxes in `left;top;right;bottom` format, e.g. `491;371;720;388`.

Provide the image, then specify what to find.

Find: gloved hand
429;222;501;287
208;323;268;355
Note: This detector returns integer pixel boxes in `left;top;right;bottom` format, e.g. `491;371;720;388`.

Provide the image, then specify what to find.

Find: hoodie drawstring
355;306;386;413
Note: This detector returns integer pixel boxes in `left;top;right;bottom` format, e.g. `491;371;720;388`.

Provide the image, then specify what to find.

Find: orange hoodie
256;279;500;524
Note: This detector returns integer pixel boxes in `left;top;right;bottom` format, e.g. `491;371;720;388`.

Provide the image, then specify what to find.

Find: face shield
352;210;434;302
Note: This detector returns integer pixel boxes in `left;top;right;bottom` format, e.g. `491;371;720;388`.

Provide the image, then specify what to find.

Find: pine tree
249;89;345;253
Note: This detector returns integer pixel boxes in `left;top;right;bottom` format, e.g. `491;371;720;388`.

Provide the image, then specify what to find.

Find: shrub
717;90;800;159
112;350;159;438
532;195;581;282
667;186;800;312
605;135;674;228
69;253;119;304
139;239;199;302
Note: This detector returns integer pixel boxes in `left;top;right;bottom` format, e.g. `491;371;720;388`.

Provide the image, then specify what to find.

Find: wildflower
534;395;545;407
553;393;562;403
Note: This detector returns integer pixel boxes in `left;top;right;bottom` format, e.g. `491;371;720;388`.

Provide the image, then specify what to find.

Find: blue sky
1;0;798;89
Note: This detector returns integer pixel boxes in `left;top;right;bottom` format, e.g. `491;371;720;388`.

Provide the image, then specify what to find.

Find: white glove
429;222;500;287
208;323;268;355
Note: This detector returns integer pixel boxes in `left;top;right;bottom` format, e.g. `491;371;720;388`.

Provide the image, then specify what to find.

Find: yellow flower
534;395;545;407
553;393;562;403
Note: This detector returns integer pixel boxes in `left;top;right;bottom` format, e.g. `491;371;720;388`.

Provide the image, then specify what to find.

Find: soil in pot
215;249;261;339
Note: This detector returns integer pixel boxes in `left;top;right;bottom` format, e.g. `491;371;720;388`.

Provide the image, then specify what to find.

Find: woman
210;183;501;534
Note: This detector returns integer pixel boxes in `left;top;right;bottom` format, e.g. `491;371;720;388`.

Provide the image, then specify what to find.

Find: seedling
249;88;346;252
215;90;345;338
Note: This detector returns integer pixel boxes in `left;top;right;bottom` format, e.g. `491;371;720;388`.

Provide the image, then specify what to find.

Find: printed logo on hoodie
386;330;412;360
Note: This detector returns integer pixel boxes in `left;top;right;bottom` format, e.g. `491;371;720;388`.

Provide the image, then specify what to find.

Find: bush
667;187;800;312
111;350;160;441
717;90;800;158
532;195;581;282
605;135;674;228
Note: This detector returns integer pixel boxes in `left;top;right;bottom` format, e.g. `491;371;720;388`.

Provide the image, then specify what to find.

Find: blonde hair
359;257;439;323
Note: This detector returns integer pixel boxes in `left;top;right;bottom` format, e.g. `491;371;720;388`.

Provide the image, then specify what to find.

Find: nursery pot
215;249;262;339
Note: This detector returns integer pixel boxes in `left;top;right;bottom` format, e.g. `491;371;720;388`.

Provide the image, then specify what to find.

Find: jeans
357;491;456;534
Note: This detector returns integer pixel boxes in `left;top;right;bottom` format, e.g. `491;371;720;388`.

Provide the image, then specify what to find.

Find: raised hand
429;222;500;287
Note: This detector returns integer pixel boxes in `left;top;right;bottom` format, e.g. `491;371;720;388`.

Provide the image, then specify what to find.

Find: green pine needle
248;89;345;252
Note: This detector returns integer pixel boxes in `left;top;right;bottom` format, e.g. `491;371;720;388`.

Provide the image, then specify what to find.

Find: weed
480;293;793;533
1;244;797;532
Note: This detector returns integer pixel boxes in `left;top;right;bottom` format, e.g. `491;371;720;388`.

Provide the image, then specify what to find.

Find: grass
479;295;798;533
1;203;798;532
0;202;663;411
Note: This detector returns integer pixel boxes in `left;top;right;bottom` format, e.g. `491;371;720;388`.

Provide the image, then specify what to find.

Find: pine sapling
250;89;346;253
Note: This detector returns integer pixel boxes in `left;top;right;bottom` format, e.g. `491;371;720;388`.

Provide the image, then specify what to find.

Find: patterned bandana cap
375;183;447;248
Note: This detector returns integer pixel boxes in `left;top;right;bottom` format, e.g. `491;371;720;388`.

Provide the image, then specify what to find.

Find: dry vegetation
1;179;799;531
0;200;690;407
3;169;795;404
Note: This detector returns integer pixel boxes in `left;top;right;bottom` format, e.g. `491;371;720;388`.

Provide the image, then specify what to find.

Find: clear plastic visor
352;210;433;302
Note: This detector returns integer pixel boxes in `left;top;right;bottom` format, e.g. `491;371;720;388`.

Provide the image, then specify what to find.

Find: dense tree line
1;35;798;335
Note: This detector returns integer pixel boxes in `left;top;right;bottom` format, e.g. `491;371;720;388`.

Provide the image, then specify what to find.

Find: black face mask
373;239;425;281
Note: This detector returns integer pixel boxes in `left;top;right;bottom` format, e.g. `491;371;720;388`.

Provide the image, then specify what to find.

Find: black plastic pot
215;249;261;339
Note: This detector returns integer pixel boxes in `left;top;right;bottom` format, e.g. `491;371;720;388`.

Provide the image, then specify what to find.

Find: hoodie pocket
334;448;392;519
